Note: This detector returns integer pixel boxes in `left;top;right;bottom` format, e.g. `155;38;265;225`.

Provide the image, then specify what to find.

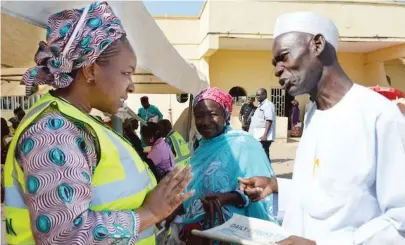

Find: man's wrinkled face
272;32;323;96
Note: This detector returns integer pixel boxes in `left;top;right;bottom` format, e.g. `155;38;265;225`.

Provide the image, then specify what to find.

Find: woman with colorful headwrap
4;2;193;245
168;88;278;244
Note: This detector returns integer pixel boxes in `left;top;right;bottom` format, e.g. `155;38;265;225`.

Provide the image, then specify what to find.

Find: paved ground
271;138;299;179
0;139;298;244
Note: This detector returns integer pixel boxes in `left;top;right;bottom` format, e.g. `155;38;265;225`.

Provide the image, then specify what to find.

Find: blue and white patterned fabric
182;126;278;225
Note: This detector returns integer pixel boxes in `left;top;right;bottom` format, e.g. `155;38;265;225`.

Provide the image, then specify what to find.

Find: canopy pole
111;115;123;136
186;94;194;142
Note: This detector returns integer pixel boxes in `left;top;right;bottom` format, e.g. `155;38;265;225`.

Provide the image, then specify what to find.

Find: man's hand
259;135;267;141
276;236;316;245
238;176;277;202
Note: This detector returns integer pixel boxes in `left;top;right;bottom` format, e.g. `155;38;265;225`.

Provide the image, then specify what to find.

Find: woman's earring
87;79;95;84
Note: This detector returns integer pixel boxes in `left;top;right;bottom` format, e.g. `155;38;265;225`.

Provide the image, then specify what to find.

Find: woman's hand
238;176;277;202
164;205;184;229
138;166;194;232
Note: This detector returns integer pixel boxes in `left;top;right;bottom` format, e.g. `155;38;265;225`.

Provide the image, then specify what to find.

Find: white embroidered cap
273;11;339;50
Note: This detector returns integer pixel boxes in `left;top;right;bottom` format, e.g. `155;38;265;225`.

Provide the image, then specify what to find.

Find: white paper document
191;214;291;245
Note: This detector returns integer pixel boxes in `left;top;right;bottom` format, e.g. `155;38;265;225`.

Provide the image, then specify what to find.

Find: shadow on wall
276;173;293;179
271;158;294;164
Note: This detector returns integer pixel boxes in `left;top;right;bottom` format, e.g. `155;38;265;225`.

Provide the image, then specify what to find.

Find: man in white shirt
249;88;276;159
239;11;405;245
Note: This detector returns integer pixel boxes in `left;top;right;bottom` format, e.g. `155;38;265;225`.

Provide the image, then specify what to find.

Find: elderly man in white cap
239;11;405;245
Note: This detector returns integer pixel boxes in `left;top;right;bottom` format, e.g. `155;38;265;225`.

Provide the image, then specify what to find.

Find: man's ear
82;64;96;82
312;34;326;57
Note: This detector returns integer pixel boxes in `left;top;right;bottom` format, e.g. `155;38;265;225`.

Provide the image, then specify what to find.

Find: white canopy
1;1;209;96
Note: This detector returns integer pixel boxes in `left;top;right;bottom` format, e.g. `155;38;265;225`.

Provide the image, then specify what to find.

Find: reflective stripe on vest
5;94;156;245
91;127;153;206
168;132;191;166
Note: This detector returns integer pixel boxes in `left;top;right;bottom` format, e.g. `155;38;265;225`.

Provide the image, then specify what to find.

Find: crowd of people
2;2;405;245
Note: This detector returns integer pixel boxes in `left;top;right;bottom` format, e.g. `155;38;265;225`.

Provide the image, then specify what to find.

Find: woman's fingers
172;171;192;197
171;190;195;211
166;166;192;193
160;166;182;186
173;190;195;205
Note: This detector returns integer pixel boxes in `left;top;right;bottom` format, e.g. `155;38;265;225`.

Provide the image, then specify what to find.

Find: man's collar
259;99;268;106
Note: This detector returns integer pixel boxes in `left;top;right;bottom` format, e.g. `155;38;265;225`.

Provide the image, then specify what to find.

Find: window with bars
270;88;286;117
1;95;42;111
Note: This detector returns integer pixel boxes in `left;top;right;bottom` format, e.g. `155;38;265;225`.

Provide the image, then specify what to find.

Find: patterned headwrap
22;1;126;96
193;87;233;123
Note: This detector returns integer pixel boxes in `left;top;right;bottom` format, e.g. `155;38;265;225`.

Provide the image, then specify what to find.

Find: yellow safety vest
4;93;157;245
168;131;191;167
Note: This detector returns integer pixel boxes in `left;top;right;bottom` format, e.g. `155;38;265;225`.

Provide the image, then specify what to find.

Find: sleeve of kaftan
17;112;141;245
236;136;278;222
316;108;405;245
155;106;163;121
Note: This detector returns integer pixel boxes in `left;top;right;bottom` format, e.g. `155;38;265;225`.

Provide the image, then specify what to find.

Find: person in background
138;96;164;147
3;2;193;244
1;118;11;203
290;100;302;137
172;107;202;152
239;94;257;132
239;11;405;245
8;117;19;131
138;96;163;123
303;96;315;127
158;119;191;167
249;88;276;160
94;115;103;122
14;107;26;121
8;107;26;131
124;118;162;182
141;122;175;179
1;118;11;164
386;75;392;87
124;118;142;150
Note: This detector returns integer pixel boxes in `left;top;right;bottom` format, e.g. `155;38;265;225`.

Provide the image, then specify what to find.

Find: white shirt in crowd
280;84;405;245
249;99;276;141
